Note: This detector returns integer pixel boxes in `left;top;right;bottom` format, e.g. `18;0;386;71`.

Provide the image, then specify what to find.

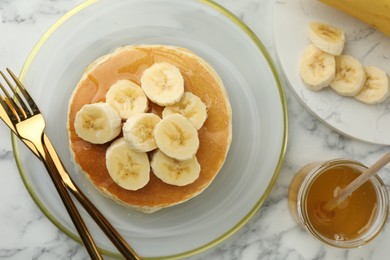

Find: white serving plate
274;0;390;145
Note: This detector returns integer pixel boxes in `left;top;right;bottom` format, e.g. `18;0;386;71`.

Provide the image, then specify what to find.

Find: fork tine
6;68;40;114
0;70;33;118
0;80;24;121
0;78;14;101
0;95;20;124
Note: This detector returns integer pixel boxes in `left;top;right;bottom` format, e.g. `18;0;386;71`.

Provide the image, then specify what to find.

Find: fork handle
38;142;103;260
43;134;141;260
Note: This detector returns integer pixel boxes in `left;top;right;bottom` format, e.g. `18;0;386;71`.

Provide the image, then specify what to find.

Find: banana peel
320;0;390;37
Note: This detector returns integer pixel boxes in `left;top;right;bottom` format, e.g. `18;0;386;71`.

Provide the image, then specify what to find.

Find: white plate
13;0;287;258
274;0;390;145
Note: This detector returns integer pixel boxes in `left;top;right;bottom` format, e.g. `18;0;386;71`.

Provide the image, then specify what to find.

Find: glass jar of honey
289;159;389;248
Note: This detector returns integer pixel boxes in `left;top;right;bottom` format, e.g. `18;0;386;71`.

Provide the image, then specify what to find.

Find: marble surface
0;0;389;259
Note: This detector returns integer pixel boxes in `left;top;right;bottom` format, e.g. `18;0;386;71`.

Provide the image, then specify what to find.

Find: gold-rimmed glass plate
13;0;287;258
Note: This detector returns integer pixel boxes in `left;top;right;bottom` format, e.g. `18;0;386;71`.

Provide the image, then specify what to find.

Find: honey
288;159;389;248
306;165;377;241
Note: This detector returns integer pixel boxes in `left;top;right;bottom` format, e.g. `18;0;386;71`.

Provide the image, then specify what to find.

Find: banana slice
106;138;150;191
140;62;185;106
309;21;345;55
105;79;148;119
122;113;161;152
299;45;336;90
154;114;199;161
74;102;121;144
162;92;208;130
330;55;366;96
151;150;200;186
355;66;389;104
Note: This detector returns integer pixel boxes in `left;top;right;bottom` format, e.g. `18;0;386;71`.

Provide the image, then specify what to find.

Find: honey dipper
323;151;390;212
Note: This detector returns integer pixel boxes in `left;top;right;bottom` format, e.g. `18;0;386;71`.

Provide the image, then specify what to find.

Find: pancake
67;45;232;213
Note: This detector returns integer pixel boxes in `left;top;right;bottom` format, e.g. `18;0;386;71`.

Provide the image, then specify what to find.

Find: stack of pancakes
67;45;232;213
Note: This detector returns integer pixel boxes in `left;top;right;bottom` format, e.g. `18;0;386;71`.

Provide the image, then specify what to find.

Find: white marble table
0;0;389;259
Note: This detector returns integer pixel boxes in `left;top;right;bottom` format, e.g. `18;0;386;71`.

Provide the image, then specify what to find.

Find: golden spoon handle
39;140;103;259
43;134;140;260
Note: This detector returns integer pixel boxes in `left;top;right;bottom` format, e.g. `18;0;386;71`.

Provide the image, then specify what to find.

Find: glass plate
274;0;390;145
13;0;287;258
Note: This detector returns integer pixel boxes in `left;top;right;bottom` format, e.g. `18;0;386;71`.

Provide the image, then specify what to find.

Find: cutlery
0;68;140;260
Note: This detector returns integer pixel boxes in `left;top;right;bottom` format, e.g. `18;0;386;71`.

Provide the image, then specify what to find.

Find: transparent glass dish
13;0;287;258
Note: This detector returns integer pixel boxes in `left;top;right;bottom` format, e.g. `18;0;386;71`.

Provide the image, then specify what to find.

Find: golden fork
0;68;140;260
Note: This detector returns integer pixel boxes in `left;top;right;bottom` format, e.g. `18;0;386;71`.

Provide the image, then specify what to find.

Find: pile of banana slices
300;21;389;104
74;62;208;191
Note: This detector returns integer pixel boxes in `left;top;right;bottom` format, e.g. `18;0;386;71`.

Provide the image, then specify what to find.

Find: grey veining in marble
1;0;390;259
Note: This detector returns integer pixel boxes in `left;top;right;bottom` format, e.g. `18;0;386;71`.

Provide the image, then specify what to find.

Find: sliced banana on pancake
309;21;345;55
162;92;208;130
122;113;161;152
299;45;336;90
106;138;150;191
140;62;184;106
151;150;200;186
105;79;148;119
74;102;121;144
154;114;199;161
330;55;366;96
355;66;390;104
